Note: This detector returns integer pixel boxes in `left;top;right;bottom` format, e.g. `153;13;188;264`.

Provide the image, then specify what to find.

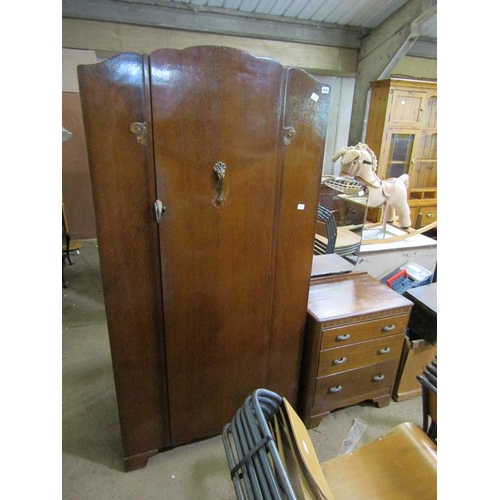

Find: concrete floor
62;240;424;499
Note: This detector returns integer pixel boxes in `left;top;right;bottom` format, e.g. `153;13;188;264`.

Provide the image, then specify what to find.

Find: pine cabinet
365;78;437;228
78;46;330;471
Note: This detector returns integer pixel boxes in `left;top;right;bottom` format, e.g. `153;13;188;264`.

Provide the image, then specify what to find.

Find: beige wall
392;55;437;80
62;19;358;75
63;19;436;78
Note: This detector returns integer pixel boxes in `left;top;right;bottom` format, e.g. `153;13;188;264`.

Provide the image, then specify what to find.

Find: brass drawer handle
373;374;385;382
382;324;396;332
328;385;343;393
333;357;347;365
378;347;391;355
336;333;351;341
426;212;435;218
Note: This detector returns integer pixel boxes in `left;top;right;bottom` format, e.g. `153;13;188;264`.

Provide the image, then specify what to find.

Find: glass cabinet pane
387;133;415;178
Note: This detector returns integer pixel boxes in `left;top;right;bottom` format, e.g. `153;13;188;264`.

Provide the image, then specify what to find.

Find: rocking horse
332;142;412;229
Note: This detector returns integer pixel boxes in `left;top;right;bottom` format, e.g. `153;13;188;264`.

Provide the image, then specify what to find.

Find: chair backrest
314;205;337;255
222;388;335;500
417;357;437;442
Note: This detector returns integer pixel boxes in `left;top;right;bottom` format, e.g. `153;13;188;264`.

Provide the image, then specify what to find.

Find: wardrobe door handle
214;161;226;205
378;347;391;355
333;357;347;365
382;324;396;332
329;385;343;393
373;374;385;382
336;333;351;341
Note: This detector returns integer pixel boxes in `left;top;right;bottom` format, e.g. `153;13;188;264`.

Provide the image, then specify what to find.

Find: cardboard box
393;335;437;401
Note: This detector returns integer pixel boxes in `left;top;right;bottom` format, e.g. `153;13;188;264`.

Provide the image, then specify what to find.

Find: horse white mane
332;142;378;172
332;142;380;187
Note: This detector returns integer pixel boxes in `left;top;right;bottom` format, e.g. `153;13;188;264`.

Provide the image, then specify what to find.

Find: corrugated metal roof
62;0;437;53
168;0;420;30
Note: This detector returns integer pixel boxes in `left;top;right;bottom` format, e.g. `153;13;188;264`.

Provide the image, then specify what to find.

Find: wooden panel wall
62;49;98;239
62;92;96;239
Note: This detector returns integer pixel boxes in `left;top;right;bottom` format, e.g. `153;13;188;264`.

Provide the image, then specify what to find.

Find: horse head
332;143;380;187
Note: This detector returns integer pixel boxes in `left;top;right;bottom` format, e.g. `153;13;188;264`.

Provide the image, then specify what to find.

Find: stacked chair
222;388;437;500
417;357;437;443
313;206;337;255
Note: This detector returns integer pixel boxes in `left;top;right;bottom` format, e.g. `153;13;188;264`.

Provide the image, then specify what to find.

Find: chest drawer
321;314;409;349
317;334;405;378
418;205;437;227
312;359;399;414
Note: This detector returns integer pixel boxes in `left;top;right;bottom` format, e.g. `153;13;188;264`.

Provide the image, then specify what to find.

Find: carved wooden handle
214;162;226;205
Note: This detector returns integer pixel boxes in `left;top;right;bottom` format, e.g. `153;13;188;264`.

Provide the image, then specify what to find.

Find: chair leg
63;254;68;288
427;421;437;443
65;233;73;265
420;386;429;433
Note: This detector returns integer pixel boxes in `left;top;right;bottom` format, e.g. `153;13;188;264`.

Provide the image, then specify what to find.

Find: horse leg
386;204;396;223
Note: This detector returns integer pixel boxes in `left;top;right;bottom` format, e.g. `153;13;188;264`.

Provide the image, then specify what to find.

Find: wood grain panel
321;314;409;350
150;46;283;446
317;334;404;377
62;92;96;239
78;53;169;468
267;68;330;404
312;359;399;414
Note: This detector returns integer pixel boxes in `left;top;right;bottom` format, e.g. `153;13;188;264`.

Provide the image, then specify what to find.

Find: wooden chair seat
321;422;437;500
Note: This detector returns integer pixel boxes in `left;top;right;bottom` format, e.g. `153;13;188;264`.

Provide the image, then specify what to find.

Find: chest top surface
308;272;413;322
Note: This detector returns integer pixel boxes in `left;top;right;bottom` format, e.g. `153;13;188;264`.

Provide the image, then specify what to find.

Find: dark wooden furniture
77;46;330;471
405;282;437;344
299;272;413;428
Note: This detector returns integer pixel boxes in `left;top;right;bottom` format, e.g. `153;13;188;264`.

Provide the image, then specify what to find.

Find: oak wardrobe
78;46;331;471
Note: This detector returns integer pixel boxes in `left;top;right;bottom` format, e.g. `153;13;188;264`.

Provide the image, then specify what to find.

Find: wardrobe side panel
268;69;331;404
78;53;169;467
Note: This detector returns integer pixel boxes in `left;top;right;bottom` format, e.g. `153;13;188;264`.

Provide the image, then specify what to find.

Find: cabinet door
150;46;284;446
388;89;427;127
385;131;417;179
411;130;437;189
422;90;437;128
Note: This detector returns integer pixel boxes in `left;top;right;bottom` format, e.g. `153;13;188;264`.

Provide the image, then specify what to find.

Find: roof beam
348;0;437;145
62;0;369;49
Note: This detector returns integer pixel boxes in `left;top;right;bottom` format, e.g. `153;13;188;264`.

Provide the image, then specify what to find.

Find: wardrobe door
78;54;169;470
268;68;331;402
150;46;284;446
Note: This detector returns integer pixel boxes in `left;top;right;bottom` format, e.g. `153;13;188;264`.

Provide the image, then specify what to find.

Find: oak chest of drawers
299;272;413;428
